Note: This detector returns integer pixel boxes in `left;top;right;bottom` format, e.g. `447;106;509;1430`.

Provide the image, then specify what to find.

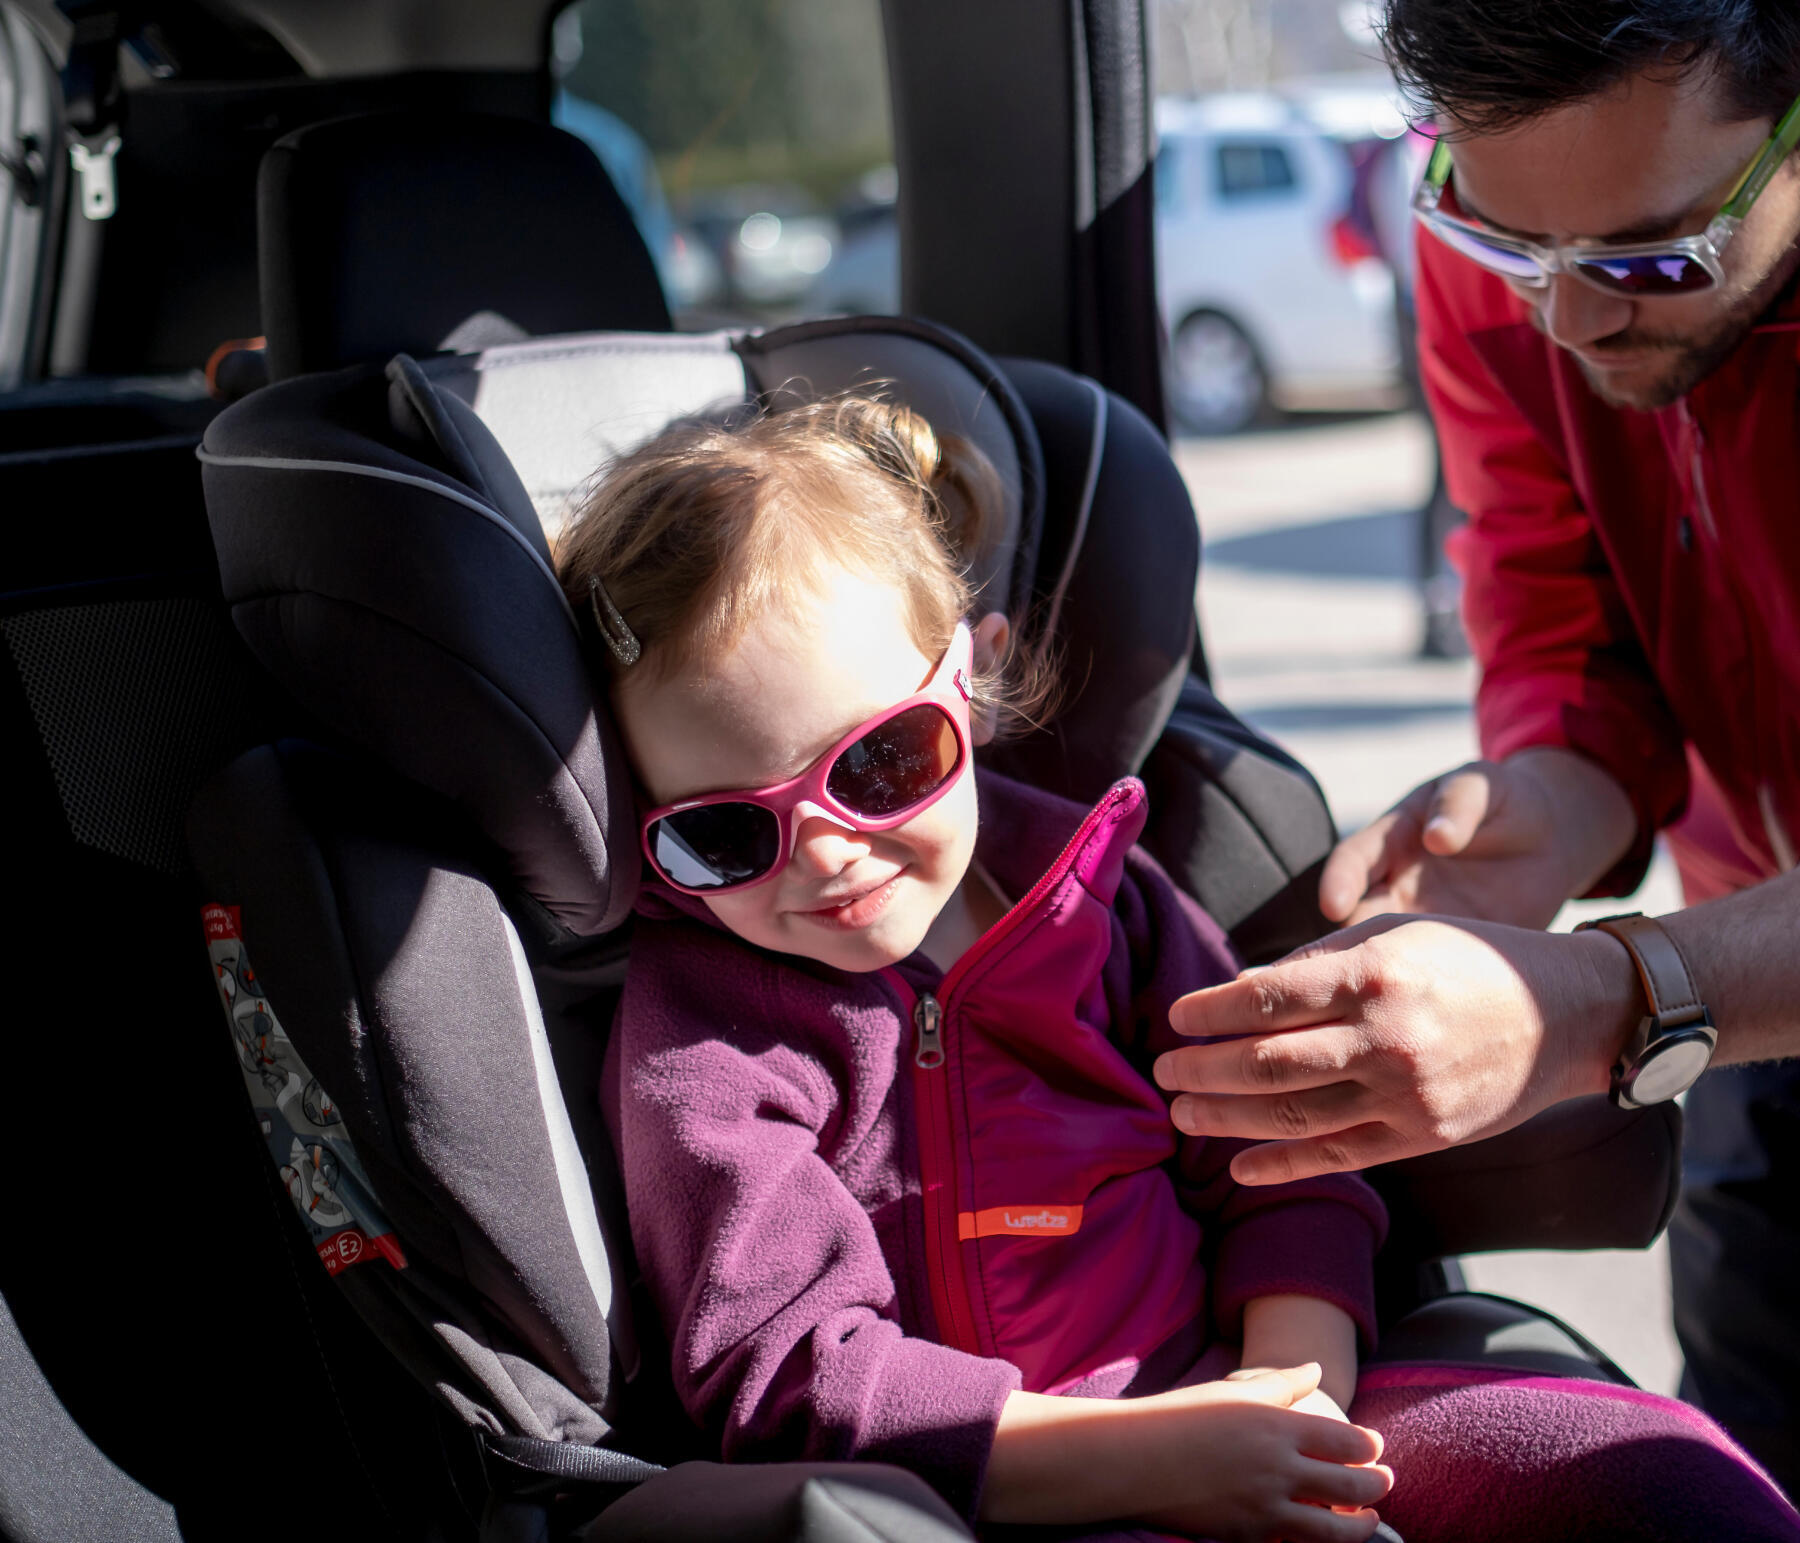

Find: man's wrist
1562;924;1647;1098
1508;748;1638;898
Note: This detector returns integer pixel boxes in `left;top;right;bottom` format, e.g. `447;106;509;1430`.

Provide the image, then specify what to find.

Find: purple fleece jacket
604;772;1386;1521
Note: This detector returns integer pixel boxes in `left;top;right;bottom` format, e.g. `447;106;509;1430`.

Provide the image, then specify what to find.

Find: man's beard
1569;311;1757;410
1541;248;1800;412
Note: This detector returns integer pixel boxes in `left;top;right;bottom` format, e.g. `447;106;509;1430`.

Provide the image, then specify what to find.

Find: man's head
1385;1;1800;409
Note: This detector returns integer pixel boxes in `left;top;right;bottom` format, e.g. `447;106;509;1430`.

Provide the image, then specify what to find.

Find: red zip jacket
1417;232;1800;894
604;772;1385;1521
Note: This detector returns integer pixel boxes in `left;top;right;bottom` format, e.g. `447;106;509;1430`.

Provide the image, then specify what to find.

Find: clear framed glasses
1412;91;1800;298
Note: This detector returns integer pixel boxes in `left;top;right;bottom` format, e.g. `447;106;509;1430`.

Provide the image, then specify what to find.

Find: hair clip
587;575;642;668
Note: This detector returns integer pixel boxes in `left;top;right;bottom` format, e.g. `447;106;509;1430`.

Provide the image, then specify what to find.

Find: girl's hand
1133;1369;1391;1543
1229;1370;1349;1426
983;1364;1392;1542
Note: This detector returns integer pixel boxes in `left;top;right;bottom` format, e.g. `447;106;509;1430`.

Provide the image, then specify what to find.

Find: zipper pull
913;991;944;1069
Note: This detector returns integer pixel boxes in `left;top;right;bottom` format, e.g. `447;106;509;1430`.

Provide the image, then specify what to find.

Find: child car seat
185;112;1682;1539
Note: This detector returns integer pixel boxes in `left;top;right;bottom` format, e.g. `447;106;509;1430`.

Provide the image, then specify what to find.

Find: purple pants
1033;1362;1800;1543
1349;1362;1800;1542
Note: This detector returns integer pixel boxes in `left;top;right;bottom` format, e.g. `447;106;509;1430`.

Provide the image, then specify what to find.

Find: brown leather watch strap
1579;912;1706;1027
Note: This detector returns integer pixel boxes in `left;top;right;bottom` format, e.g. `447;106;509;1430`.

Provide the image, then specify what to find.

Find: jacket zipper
890;783;1139;1359
900;983;981;1353
1678;401;1791;871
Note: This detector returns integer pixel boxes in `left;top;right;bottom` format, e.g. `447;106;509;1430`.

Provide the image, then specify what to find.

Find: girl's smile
614;564;1007;973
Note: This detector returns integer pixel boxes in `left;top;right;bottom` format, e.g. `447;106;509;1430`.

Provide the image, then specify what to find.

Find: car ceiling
14;0;563;76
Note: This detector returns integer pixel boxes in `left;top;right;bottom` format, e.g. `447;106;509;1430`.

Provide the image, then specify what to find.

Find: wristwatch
1573;912;1717;1109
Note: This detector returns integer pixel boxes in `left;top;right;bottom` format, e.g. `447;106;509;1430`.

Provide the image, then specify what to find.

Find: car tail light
1329;213;1380;267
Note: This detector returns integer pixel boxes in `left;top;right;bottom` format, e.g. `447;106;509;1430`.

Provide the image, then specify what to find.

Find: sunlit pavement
1178;410;1685;1394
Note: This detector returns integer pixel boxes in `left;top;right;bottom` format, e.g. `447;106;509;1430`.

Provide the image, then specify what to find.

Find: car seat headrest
422;317;1044;622
200;317;1044;937
201;354;639;938
259;112;670;382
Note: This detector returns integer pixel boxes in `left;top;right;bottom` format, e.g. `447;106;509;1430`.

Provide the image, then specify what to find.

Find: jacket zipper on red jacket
1675;400;1794;870
888;783;1139;1359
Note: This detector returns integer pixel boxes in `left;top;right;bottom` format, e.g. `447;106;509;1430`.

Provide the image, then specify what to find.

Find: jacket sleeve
606;926;1019;1523
1416;233;1688;891
1112;845;1388;1353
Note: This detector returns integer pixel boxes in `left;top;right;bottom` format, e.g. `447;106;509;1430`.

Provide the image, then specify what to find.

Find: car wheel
1168;311;1268;435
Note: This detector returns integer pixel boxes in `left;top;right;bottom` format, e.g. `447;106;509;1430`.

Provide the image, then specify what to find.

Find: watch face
1630;1034;1715;1104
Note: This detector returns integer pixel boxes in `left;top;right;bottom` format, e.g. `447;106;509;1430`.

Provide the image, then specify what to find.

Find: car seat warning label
203;903;407;1276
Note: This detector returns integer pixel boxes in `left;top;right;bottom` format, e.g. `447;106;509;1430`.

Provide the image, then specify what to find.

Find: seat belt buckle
68;133;120;220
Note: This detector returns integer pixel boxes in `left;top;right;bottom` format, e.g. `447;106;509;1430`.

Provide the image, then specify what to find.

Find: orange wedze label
957;1204;1084;1241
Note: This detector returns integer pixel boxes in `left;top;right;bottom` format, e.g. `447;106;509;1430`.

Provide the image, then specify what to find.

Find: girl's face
615;565;999;973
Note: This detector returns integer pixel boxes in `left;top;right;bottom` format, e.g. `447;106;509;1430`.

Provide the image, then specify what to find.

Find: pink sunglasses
640;623;975;896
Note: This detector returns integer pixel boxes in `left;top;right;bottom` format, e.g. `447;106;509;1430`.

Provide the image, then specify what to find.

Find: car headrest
422;317;1043;622
259;112;671;382
200;317;1044;938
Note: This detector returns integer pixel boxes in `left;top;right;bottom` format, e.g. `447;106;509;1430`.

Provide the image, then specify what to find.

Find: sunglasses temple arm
1721;92;1800;222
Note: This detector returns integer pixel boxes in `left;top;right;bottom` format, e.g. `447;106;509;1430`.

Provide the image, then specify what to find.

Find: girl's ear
969;611;1011;747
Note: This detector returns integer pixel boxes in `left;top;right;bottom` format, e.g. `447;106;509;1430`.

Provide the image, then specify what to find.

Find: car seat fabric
0;1294;182;1543
199;353;639;940
0;400;485;1540
188;742;637;1448
985;356;1341;959
259;113;672;383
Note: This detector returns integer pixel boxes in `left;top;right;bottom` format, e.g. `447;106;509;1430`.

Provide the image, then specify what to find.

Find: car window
1215;140;1296;199
1155;140;1204;219
553;0;895;329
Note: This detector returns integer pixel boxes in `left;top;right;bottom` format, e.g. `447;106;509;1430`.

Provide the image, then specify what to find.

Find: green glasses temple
1421;90;1800;240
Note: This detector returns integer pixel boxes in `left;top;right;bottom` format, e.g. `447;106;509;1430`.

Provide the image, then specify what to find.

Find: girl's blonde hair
555;393;1050;730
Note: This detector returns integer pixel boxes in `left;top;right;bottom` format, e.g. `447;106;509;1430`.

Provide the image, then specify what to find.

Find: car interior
0;3;1688;1541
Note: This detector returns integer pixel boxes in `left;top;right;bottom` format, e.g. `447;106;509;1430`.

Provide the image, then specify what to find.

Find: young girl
557;396;1800;1543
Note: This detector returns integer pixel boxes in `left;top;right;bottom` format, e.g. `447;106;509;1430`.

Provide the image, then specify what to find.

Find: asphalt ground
1177;409;1685;1395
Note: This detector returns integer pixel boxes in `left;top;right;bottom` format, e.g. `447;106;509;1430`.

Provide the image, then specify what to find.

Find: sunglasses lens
1427;217;1545;283
827;703;961;817
1572;252;1715;296
647;802;782;891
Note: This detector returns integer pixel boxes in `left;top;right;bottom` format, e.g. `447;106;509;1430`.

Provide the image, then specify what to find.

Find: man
1152;0;1800;1489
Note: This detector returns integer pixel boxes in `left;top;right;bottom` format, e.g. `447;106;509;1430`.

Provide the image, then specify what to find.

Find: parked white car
1156;94;1402;433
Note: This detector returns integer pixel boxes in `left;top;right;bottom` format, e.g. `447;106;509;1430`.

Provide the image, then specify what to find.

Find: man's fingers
1319;810;1409;922
1227;1123;1419;1186
1168;1079;1371;1141
1157;1021;1364;1097
1421;765;1495;856
1168;956;1367;1041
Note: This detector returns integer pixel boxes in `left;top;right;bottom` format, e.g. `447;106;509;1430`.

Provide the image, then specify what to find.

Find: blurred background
558;0;1686;1392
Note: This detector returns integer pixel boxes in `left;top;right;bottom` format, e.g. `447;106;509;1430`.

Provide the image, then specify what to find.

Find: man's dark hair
1382;0;1800;132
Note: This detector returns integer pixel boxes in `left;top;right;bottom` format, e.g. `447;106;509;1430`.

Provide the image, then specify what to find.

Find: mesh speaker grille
3;597;260;875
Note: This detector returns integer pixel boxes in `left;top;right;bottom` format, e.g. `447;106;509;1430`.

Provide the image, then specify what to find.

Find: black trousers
1671;1062;1800;1498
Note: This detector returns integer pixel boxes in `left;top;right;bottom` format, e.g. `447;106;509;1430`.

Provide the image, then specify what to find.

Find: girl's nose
1537;271;1633;353
789;810;870;877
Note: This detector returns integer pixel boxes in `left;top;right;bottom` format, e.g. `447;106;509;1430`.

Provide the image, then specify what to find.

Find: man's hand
1155;916;1639;1184
1319;749;1637;929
